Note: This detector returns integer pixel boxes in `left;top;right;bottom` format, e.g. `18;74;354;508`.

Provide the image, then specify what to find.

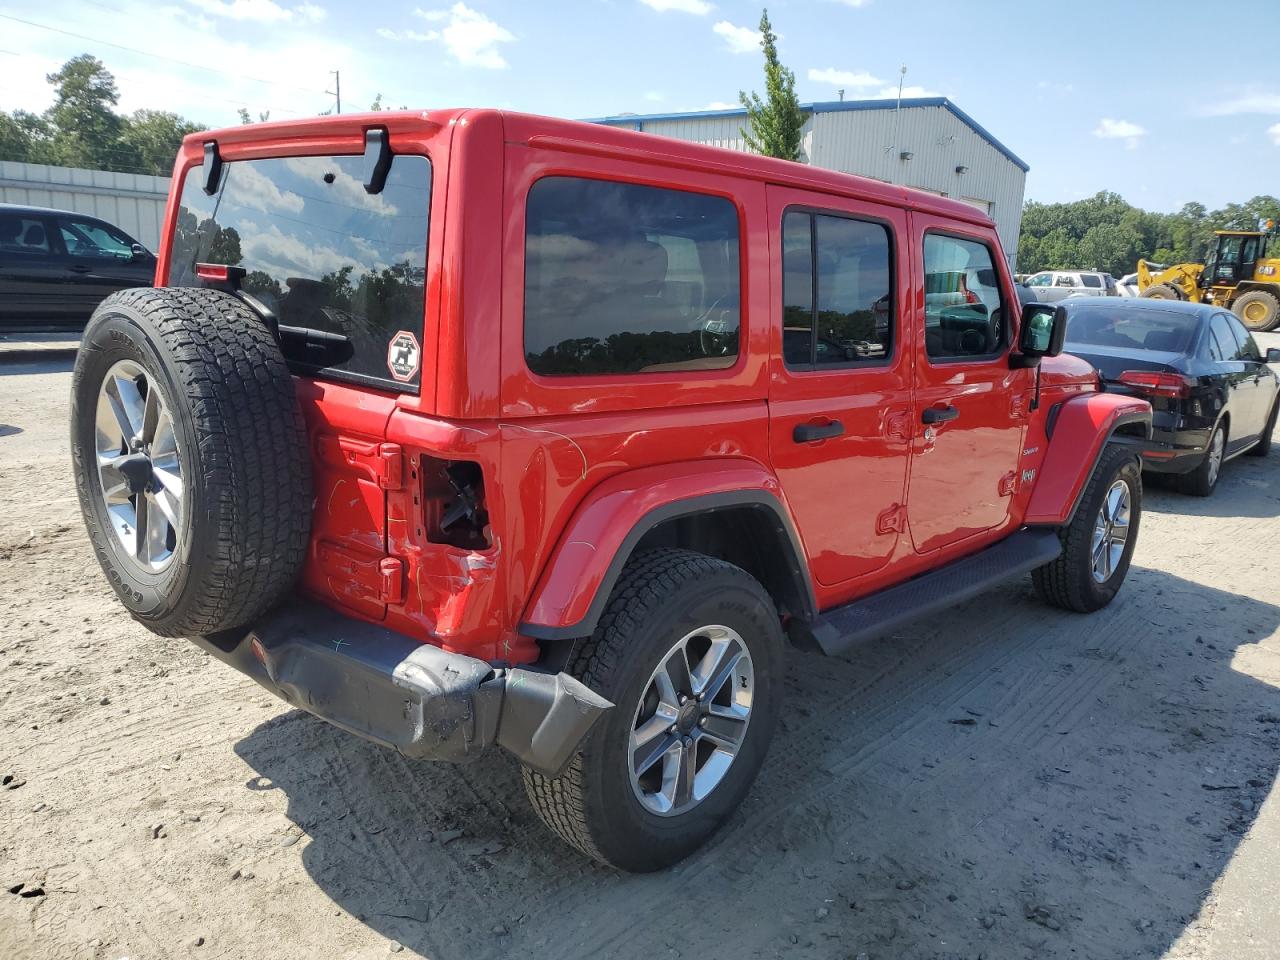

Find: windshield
168;153;431;393
1065;306;1198;354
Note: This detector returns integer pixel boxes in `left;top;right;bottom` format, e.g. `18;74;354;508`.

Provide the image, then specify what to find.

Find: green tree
117;109;203;176
0;110;54;164
738;9;807;161
44;55;123;169
236;107;271;125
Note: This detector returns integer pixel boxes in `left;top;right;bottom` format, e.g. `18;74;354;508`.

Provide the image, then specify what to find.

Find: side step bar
806;528;1062;657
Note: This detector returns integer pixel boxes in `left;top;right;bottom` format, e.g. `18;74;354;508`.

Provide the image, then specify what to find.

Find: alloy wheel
1206;428;1224;488
628;625;754;817
94;360;184;571
1090;478;1131;584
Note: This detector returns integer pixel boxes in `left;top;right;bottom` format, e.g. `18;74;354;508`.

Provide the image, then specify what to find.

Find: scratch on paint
500;423;588;480
327;479;345;514
566;540;597;553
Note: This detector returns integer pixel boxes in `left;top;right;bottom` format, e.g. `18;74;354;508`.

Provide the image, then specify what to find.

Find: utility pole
328;70;341;114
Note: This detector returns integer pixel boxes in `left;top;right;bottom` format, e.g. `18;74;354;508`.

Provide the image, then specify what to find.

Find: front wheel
1033;446;1142;613
523;548;783;872
1232;290;1280;332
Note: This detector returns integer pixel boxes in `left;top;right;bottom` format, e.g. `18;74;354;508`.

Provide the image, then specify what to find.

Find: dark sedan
1062;298;1280;496
0;202;156;330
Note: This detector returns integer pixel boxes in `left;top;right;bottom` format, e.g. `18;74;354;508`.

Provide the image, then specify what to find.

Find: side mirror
1015;302;1067;366
130;242;148;260
1265;347;1280;364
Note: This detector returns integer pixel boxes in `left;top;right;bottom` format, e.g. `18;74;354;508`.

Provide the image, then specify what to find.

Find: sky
1;0;1277;213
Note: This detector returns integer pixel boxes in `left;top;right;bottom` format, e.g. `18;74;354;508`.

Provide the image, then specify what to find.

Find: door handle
793;420;844;443
921;405;960;425
68;264;91;273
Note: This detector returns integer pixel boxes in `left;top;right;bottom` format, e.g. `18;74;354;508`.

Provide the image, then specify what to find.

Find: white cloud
643;91;664;102
187;0;325;23
242;223;361;279
224;164;305;214
867;84;942;100
827;0;872;5
640;0;713;13
377;27;441;41
1093;117;1147;149
1200;92;1280;116
1269;122;1280;147
705;101;738;111
412;3;514;68
282;156;400;216
808;67;882;88
713;20;760;54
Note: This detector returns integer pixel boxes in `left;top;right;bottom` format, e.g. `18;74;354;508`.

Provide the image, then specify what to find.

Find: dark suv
70;110;1152;872
0;203;155;329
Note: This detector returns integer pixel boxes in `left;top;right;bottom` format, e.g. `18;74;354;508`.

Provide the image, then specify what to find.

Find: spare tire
70;287;313;637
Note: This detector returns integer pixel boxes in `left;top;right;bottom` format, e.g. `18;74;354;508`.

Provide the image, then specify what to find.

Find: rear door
906;219;1027;554
0;213;69;321
766;185;913;586
1225;313;1275;440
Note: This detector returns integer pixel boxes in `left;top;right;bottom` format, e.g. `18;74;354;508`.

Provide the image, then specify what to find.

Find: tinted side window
0;216;52;255
524;177;740;376
1081;274;1102;288
1227;314;1262;361
1210;314;1241;361
781;210;893;369
923;233;1007;360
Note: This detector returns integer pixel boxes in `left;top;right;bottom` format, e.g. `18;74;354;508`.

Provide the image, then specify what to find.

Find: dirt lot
4;352;1280;960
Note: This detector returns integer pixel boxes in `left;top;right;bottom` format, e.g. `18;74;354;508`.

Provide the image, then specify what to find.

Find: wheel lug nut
699;717;707;727
683;736;693;747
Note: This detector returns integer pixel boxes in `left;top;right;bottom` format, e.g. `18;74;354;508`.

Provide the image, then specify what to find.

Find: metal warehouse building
593;98;1028;268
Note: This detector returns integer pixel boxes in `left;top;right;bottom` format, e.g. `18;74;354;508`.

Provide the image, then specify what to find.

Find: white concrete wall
0;161;170;250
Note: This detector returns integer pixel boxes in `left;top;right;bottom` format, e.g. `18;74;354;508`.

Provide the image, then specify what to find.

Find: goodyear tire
1141;283;1182;301
523;548;783;872
1232;290;1280;332
70;287;312;637
1032;445;1142;613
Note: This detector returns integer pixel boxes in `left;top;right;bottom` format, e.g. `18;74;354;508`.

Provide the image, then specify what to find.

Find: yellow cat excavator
1138;222;1280;331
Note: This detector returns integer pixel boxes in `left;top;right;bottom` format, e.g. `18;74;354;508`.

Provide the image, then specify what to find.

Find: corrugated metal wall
0;161;170;250
609;105;1027;268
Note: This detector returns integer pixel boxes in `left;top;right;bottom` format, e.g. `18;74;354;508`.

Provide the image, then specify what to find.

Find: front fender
1024;392;1152;526
520;458;811;641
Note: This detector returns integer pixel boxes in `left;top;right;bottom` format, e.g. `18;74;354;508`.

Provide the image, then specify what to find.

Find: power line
0;12;328;97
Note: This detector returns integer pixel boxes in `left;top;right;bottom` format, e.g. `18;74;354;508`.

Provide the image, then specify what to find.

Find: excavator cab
1204;232;1261;287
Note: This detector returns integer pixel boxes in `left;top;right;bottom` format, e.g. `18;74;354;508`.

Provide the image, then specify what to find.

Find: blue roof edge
586;97;1029;174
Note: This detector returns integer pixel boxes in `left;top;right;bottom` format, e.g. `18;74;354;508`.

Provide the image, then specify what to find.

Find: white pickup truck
1022;270;1118;301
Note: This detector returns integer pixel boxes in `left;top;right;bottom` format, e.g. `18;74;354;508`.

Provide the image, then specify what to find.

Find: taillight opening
420;457;491;550
1115;370;1192;399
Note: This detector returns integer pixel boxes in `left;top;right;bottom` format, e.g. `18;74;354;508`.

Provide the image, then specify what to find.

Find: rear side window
922;233;1007;360
524;177;740;376
169;153;431;393
1081;274;1102;288
0;216;51;255
781;209;893;369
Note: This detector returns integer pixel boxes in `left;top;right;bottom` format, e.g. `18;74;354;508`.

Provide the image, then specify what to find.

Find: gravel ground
3;350;1280;960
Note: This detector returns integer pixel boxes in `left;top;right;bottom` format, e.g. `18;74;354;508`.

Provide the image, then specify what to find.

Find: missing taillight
421;457;491;550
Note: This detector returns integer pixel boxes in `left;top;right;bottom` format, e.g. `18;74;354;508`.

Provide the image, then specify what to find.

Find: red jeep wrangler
70;110;1151;872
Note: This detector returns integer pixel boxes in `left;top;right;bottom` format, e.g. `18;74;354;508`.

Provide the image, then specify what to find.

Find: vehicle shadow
1143;456;1280;519
235;565;1280;960
0;356;76;378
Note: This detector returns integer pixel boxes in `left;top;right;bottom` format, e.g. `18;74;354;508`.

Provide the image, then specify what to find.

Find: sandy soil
3;353;1280;960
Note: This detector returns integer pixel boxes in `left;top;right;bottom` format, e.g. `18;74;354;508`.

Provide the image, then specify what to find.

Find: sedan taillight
1115;370;1193;398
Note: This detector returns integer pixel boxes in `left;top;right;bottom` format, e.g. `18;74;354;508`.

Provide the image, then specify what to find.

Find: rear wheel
1033;445;1141;613
1232;290;1280;332
1179;421;1226;496
1141;283;1183;301
523;548;783;872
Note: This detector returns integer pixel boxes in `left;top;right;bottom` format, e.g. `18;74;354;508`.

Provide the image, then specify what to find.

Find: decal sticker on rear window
387;330;421;382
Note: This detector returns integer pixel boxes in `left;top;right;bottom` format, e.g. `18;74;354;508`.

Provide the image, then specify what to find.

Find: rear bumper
195;598;611;777
1138;423;1211;475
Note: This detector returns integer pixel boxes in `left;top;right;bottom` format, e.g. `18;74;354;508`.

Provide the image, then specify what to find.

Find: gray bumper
195;599;611;778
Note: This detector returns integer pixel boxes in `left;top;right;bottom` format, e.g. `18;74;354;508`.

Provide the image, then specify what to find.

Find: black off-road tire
1141;283;1182;300
1248;398;1278;457
70;287;312;637
1179;421;1226;497
1032;445;1142;613
523;548;784;872
1232;290;1280;332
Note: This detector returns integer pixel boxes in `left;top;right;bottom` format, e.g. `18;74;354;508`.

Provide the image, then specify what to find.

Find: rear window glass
1081;274;1102;288
169;153;431;393
1065;307;1198;354
524;177;741;376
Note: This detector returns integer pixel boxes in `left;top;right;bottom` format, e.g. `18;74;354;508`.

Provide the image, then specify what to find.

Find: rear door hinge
999;470;1018;496
379;556;406;604
876;503;907;535
374;442;405;490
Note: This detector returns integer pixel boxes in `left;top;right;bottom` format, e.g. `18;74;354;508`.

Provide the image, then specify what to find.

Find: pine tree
738;9;807;161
